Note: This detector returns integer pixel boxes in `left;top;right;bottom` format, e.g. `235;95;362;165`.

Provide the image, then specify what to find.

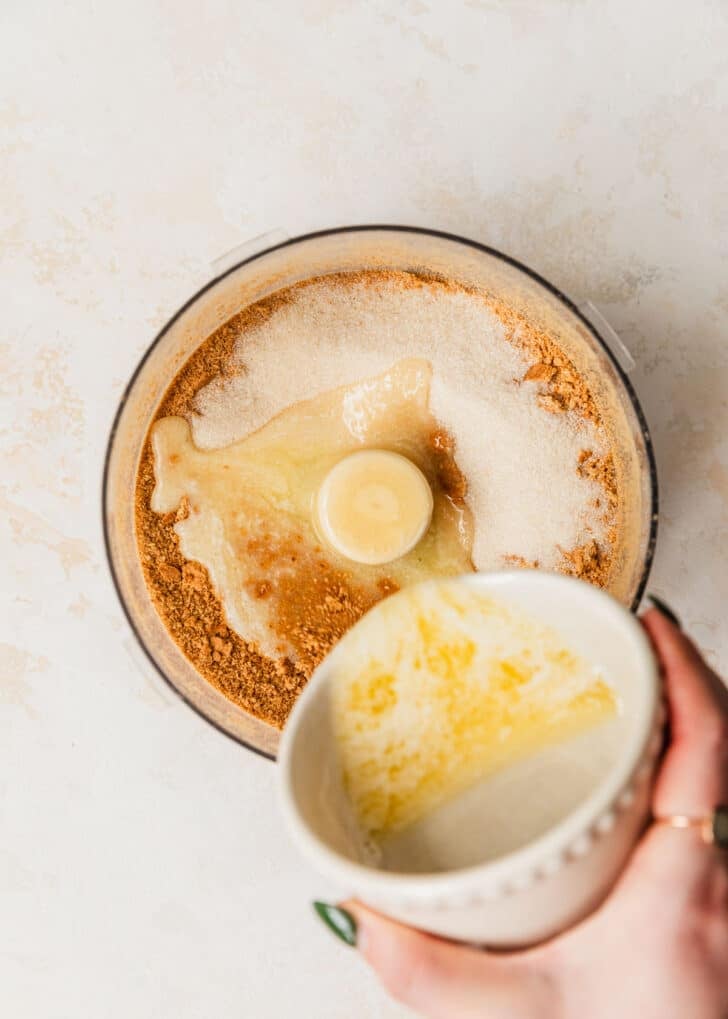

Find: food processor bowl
103;226;658;758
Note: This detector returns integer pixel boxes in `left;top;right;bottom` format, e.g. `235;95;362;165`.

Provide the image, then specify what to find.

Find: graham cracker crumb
503;554;540;569
523;362;556;382
560;539;610;587
538;393;567;414
158;563;181;584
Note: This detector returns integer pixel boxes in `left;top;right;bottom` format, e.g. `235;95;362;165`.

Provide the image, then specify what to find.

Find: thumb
641;608;728;815
344;901;555;1019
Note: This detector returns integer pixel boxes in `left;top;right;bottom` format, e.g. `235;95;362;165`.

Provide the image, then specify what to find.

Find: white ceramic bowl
278;572;662;947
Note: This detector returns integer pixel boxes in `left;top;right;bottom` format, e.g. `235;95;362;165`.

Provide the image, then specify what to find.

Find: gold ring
653;805;728;849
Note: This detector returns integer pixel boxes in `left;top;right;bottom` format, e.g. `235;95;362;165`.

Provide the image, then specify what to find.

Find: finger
344;901;554;1019
641;609;728;814
641;609;728;735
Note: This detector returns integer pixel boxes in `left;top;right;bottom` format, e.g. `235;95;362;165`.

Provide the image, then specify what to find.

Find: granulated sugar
191;273;609;571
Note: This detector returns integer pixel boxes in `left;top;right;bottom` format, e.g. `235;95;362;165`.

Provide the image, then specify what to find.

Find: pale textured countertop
2;3;728;1017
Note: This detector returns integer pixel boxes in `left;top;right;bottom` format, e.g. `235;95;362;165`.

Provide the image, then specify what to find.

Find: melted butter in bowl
329;580;622;872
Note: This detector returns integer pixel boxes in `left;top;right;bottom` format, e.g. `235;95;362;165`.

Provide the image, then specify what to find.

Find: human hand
315;603;728;1019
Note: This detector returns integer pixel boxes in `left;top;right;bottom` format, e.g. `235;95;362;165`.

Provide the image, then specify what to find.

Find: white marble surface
2;2;728;1016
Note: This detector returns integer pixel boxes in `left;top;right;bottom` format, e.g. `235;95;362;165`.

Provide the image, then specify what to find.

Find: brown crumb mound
490;296;601;423
273;557;399;677
560;539;610;587
134;269;621;728
577;449;618;508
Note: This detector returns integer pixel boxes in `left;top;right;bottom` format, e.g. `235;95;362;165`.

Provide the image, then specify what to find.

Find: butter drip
150;359;473;663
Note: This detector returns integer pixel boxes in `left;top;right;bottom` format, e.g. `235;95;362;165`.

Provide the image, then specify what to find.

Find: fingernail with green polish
313;902;357;947
647;594;681;629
